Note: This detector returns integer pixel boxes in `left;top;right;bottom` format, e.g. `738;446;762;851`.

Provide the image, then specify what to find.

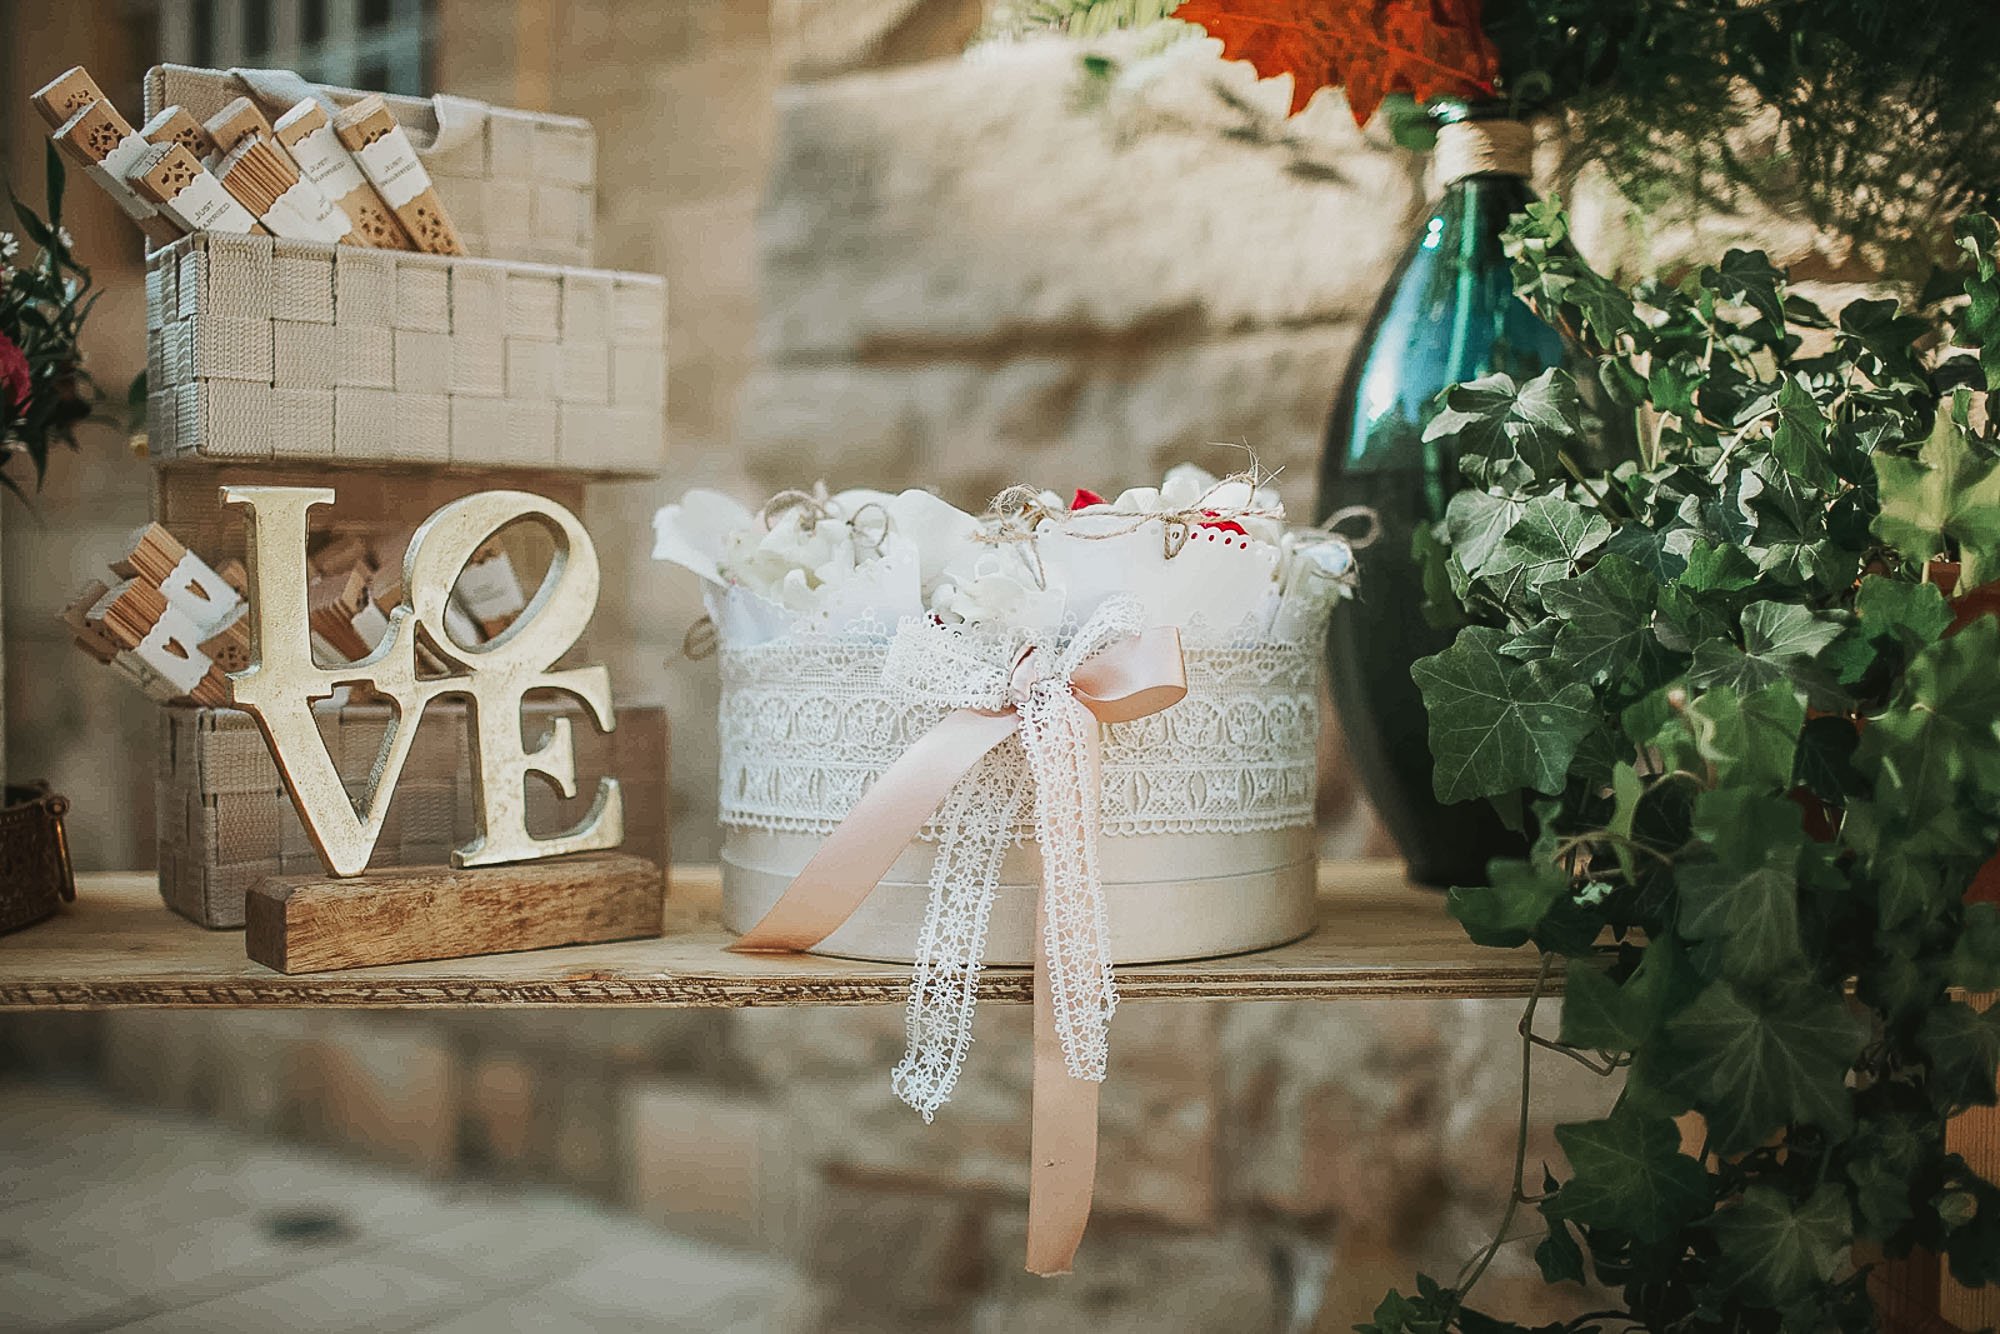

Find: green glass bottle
1318;115;1586;887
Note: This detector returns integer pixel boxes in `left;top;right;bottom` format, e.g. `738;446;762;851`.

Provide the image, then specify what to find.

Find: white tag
349;599;391;650
261;179;352;244
311;629;351;668
85;156;160;222
163;171;260;234
288;123;367;197
113;650;177;700
159;552;244;639
442;599;484;647
354;125;432;208
452;556;527;624
135;607;215;694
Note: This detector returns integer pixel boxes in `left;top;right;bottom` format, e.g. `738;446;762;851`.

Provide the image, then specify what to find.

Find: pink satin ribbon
731;625;1188;1275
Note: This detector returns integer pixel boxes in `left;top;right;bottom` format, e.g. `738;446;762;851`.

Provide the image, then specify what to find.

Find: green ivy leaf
1412;521;1469;632
1480;496;1614;613
1680;539;1760;595
1665;980;1864;1152
1854;575;1952;648
1413;626;1599;804
1856;616;2000;827
1950;903;2000;992
1686;602;1845;702
1448;855;1571;949
1742;460;1849;591
1560;935;1694;1052
1533;1208;1587;1286
1793;715;1868;805
1839;298;1931;383
1742;600;1847;662
1427;370;1587;491
1918;999;2000;1112
1548;1105;1711;1243
1680;792;1809;984
1710;248;1787;328
1653;683;1807;794
1960;214;2000;390
1770;377;1838;491
1705;682;1809;790
1648;353;1702;419
1603;519;1691;582
1543;554;1670;690
1444;489;1528;577
1709;1184;1852;1306
1845;1111;1933;1239
1873;399;2000;582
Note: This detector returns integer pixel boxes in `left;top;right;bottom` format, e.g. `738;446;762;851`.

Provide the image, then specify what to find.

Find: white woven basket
146;232;665;475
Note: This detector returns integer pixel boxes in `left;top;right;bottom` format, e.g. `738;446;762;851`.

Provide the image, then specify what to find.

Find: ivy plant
1365;206;2000;1332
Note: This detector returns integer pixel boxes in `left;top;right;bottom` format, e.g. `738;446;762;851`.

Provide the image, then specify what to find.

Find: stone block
755;42;1419;361
289;1017;459;1173
771;0;984;82
971;1220;1283;1334
462;1054;536;1168
623;1081;794;1251
738;326;1358;518
802;1180;987;1314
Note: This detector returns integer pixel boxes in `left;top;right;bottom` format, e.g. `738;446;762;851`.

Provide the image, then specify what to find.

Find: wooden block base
246;853;663;974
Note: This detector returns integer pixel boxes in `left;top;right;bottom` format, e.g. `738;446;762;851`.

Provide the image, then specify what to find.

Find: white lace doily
718;637;1320;841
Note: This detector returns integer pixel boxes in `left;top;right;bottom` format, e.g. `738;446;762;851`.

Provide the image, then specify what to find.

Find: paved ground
0;1082;815;1333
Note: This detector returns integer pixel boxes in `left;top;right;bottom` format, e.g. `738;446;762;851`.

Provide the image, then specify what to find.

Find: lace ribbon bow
730;596;1187;1274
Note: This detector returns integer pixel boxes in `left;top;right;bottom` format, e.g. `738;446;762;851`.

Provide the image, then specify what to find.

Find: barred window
156;0;433;96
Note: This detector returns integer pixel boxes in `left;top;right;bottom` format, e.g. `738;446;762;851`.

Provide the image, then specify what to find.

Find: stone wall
1;995;1620;1330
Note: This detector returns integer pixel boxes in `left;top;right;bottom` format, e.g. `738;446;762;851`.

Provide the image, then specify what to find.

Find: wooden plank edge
0;967;1556;1010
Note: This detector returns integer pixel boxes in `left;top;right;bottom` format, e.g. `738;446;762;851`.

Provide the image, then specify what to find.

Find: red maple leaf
1173;0;1499;124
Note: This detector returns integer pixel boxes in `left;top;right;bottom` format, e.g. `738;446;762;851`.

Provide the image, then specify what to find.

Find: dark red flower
0;330;29;416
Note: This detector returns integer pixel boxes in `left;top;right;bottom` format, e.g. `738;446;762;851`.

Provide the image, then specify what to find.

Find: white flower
721;507;858;609
929;547;1062;631
652;488;757;585
0;233;16;261
883;489;981;595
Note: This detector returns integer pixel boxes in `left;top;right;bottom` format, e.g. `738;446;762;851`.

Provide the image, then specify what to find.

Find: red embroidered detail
1198;508;1248;536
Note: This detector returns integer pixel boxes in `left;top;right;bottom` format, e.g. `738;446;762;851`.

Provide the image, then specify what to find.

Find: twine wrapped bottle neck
1432;118;1535;184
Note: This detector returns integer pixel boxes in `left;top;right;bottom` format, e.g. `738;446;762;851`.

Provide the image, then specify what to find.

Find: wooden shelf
0;860;1547;1010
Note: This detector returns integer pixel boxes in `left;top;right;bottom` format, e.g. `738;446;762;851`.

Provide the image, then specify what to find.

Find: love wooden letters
224;486;623;876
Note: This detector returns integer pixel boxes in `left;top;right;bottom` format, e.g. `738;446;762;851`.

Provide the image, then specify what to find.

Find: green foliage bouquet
1372;209;2000;1330
2;148;108;499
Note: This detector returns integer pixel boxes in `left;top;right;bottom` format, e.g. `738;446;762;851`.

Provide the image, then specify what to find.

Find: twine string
1317;504;1382;550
